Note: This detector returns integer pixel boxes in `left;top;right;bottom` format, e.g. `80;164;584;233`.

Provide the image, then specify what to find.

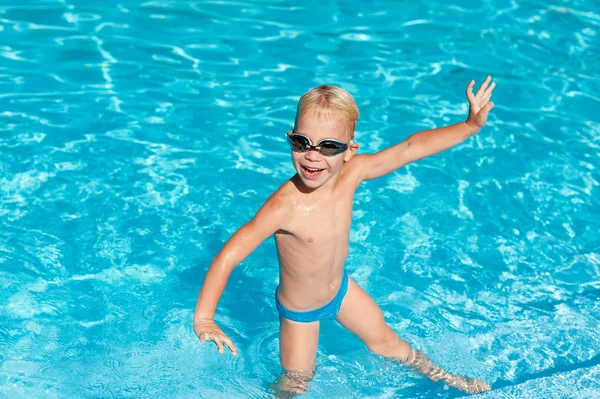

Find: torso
273;160;361;311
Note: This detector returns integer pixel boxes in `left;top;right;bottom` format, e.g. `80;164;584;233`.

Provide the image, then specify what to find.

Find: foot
404;349;491;394
444;375;492;394
271;369;314;397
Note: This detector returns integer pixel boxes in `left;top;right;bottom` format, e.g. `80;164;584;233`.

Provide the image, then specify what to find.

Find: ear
344;142;359;162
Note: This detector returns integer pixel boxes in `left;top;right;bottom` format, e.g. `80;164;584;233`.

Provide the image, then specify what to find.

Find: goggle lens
287;132;349;157
289;135;310;152
318;140;346;156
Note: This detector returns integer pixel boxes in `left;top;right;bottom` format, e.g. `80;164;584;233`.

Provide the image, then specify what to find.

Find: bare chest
278;194;354;246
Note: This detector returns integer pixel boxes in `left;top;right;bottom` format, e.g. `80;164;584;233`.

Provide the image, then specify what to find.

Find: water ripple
1;0;599;398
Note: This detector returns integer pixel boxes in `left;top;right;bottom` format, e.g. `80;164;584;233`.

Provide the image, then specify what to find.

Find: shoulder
253;180;294;221
347;154;371;168
341;154;372;185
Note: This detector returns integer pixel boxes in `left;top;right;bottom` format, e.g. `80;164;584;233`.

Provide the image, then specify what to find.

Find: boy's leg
276;316;320;395
336;276;490;394
336;276;412;360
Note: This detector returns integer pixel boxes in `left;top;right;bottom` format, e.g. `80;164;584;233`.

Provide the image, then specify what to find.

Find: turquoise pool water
1;1;599;398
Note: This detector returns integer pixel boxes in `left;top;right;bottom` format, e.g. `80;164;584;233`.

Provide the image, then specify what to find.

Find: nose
304;148;322;162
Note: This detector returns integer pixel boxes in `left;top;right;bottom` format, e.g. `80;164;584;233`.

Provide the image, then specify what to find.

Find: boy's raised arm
357;76;496;182
193;193;287;356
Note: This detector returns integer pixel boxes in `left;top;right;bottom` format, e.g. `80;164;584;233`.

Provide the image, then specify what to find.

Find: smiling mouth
301;165;325;178
302;166;324;172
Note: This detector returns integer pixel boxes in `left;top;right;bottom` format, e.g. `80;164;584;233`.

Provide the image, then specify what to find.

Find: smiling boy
193;77;496;395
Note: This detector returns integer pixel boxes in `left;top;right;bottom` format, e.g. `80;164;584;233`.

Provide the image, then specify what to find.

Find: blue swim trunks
275;270;349;323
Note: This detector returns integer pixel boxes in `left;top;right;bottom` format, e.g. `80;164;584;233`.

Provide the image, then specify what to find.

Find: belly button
308;237;313;243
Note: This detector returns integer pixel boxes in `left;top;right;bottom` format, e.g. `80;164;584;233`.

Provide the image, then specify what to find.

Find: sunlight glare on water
0;0;599;398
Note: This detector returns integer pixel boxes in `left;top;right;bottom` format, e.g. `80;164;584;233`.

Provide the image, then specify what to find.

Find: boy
193;77;496;395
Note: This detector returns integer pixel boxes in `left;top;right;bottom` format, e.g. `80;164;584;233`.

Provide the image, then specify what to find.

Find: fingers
483;83;495;105
466;80;475;101
484;92;493;103
484;81;496;98
214;336;225;354
221;335;238;356
203;334;224;354
198;332;237;355
467;76;495;104
475;75;492;97
480;102;495;122
479;102;494;118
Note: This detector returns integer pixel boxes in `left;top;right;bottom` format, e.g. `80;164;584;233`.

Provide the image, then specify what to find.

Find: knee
366;328;398;356
366;328;411;361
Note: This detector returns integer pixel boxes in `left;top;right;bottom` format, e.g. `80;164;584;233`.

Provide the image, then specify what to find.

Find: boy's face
291;111;358;189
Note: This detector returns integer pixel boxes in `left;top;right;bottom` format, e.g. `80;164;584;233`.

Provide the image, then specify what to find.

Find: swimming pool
1;0;599;397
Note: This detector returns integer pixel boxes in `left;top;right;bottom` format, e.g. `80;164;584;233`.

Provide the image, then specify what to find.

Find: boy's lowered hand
194;318;238;356
465;75;496;129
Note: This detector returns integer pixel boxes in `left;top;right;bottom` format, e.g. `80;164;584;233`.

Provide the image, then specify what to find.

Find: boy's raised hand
466;75;496;129
194;318;238;356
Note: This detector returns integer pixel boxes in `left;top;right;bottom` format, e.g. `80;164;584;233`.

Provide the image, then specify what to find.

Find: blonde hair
295;85;359;138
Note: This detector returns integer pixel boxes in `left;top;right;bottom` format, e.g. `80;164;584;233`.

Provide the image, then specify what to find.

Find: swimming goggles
286;130;353;157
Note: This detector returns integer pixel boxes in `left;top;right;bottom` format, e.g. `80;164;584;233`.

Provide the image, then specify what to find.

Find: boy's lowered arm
193;193;287;354
357;76;496;182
